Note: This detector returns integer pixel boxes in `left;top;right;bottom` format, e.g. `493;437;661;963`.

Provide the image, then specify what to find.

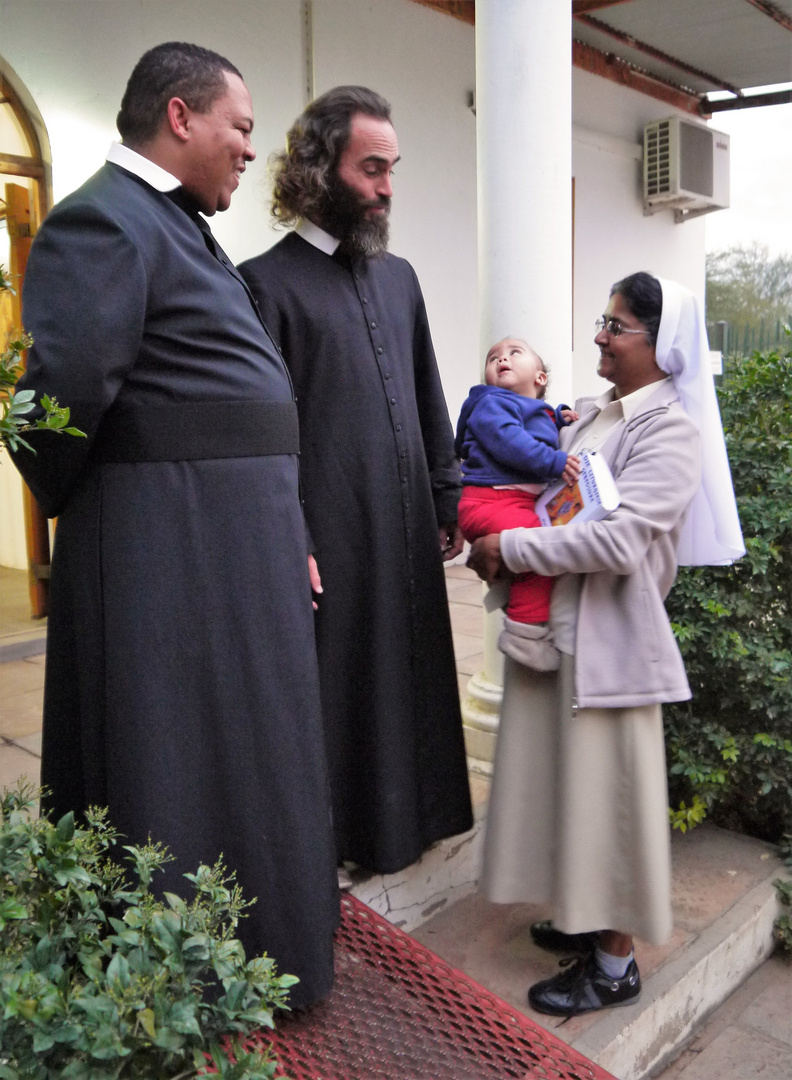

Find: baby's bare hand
560;408;579;424
562;454;581;486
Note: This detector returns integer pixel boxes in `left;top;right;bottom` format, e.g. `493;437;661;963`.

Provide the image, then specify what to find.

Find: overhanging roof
411;0;792;116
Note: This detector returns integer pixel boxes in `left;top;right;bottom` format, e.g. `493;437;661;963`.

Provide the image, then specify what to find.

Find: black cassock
12;166;338;1007
239;233;473;873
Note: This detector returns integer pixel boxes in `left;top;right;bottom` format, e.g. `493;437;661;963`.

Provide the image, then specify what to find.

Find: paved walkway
1;563;790;1079
657;953;792;1080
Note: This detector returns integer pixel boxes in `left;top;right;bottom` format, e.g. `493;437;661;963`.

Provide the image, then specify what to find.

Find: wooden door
5;181;50;617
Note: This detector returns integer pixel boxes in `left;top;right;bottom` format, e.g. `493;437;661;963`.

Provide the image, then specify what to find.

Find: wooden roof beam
573;40;703;115
575;12;744;95
705;86;792;111
741;0;792;34
405;2;772;117
572;1;633;12
409;0;474;26
410;1;635;26
412;0;792;48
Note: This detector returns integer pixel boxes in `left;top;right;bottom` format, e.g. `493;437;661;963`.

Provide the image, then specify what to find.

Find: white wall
0;0;479;423
311;0;479;423
0;0;713;414
571;68;707;401
0;0;715;568
0;1;305;255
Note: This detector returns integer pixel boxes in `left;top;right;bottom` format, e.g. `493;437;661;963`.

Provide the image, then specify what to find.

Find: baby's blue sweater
455;385;570;486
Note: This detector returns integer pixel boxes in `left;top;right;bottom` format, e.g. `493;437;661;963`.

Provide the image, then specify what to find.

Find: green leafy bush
0;783;293;1079
664;337;792;842
1;263;85;453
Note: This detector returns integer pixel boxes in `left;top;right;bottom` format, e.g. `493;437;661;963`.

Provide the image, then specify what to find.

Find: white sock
595;947;633;979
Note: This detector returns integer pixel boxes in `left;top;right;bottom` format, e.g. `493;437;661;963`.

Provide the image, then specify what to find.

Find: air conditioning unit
643;117;730;220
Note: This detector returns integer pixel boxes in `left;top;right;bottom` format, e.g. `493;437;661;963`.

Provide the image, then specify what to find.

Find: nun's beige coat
482;380;701;943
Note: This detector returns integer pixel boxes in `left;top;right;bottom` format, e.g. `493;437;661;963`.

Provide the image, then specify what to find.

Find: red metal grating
246;894;618;1080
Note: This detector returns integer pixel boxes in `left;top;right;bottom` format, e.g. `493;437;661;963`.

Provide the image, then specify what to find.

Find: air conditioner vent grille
645;120;671;196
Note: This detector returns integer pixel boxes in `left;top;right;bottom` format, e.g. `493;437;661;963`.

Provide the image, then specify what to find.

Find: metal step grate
246;894;617;1079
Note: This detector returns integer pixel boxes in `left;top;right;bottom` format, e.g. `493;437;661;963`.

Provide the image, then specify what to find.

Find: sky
704;97;792;259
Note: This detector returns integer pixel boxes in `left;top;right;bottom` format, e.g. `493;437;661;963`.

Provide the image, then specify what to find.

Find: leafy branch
0;263;86;454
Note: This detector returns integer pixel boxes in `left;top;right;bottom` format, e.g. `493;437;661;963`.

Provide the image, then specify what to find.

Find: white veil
655;278;745;566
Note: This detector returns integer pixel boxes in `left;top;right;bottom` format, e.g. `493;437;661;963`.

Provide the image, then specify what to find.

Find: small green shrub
664;338;792;842
0;783;293;1079
1;263;84;453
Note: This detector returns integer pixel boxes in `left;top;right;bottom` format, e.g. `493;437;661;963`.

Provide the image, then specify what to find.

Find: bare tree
706;242;792;328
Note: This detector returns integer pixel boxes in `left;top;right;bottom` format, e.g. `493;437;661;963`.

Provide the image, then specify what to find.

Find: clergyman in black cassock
10;44;338;1008
238;88;473;875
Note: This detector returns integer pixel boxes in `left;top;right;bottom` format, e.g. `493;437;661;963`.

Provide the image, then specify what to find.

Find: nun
467;272;744;1019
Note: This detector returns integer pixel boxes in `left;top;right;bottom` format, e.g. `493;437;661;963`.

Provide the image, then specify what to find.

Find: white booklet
535;450;620;527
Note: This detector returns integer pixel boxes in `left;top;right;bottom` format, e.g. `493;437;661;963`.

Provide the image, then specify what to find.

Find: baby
455;338;579;671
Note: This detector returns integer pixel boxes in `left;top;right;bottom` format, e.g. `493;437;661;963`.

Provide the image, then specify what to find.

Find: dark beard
318;174;390;260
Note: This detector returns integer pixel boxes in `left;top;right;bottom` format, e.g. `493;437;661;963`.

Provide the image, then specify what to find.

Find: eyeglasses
595;316;650;338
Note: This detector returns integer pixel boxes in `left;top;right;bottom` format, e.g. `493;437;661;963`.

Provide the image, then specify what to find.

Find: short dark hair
610;271;663;346
271;86;392;227
117;42;243;147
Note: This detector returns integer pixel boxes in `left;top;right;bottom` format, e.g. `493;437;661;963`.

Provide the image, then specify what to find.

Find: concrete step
351;801;787;1080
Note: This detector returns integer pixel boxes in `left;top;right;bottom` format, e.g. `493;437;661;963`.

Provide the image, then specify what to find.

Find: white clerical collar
593;377;670;423
296;219;340;256
106;142;181;193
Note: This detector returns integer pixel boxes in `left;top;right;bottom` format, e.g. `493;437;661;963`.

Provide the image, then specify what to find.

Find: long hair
117;42;243;148
270;86;391;227
610;271;663;346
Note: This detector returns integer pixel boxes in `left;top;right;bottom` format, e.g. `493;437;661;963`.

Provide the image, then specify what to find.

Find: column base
461;669;502;766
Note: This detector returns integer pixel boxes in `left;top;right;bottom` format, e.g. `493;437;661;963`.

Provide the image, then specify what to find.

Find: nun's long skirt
481;654;673;944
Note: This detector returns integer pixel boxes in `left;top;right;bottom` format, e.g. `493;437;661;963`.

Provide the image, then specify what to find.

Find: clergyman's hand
467;533;507;584
308;554;323;610
439;522;464;562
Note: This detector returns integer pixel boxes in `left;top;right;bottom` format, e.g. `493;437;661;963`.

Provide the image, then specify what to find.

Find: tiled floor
0;564;37;639
0;564;47;662
0;651;45;797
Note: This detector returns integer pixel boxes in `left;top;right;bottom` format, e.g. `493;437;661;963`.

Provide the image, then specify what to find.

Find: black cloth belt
92;399;299;462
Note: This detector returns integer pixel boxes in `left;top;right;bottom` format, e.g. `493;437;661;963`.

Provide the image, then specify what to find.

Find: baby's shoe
498;617;561;672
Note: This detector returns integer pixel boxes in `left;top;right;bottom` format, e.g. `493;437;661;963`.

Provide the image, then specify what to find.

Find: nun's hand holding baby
467;533;511;585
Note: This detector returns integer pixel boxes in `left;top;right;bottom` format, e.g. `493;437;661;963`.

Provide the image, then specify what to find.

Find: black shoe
528;954;641;1020
529;920;599;954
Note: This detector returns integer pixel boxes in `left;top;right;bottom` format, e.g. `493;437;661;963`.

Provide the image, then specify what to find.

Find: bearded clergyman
239;86;472;881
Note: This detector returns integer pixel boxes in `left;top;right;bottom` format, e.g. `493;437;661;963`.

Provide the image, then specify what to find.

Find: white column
462;0;573;768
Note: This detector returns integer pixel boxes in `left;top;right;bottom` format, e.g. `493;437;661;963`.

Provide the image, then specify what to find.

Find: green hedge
664;337;792;842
